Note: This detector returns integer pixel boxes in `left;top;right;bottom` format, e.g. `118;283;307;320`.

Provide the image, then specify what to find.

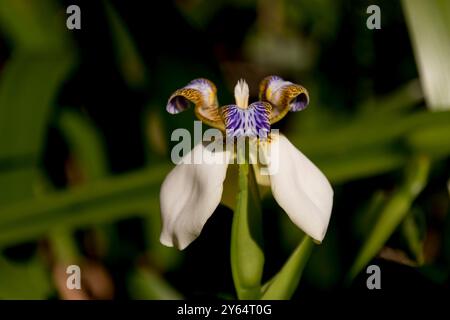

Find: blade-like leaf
402;0;450;110
103;0;147;89
0;51;75;204
0;0;70;51
0;165;169;247
348;155;430;281
0;255;52;299
261;236;313;300
58;110;109;180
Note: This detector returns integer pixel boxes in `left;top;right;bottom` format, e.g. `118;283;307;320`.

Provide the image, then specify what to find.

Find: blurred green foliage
0;0;449;299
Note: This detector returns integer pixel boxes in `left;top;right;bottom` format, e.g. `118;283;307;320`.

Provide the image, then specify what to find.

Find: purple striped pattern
222;102;271;138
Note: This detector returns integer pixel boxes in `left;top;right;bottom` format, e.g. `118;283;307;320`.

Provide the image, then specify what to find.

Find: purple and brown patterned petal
259;76;309;124
166;78;224;130
221;101;271;138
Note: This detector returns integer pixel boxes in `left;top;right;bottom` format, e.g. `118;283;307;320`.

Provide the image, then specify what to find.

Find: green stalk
230;142;264;299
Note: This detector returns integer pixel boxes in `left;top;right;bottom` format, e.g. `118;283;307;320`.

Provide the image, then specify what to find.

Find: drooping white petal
160;141;231;250
264;134;333;242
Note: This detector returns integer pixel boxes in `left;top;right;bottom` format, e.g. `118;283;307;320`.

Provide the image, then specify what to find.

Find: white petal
265;134;333;242
160;142;230;250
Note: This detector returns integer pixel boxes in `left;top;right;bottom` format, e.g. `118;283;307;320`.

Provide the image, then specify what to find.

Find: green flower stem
261;236;314;300
231;143;264;300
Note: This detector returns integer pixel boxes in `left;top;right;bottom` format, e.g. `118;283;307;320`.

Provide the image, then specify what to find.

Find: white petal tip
160;233;191;250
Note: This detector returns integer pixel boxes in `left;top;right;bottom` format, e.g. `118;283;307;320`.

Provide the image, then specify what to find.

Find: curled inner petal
166;78;224;130
259;76;309;124
222;102;271;138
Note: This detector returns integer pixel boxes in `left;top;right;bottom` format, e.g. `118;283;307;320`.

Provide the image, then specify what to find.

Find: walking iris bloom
160;76;333;250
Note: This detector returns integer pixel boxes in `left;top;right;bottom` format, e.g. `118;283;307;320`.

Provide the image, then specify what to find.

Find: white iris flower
160;76;333;250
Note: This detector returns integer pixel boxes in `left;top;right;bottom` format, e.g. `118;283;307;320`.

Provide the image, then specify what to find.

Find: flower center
222;105;271;139
221;79;272;139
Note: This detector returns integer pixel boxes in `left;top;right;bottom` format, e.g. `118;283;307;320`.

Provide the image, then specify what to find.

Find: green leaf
58;110;109;180
261;236;314;300
103;0;147;89
293;110;450;158
317;147;406;184
0;255;52;299
400;208;425;265
289;110;450;184
0;165;169;247
0;0;71;51
406;123;450;158
353;191;388;240
359;79;422;115
231;161;264;300
127;266;183;300
347;155;430;281
48;227;80;264
402;0;450;110
0;51;75;204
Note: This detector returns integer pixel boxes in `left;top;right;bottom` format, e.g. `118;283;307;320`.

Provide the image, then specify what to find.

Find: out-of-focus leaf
0;51;75;204
400;208;425;265
128;266;182;300
359;79;422;115
0;165;169;247
402;0;450;110
0;255;52;299
245;32;315;72
58;110;109;180
48;228;80;264
231;160;264;300
145;109;168;158
56;109;111;267
103;0;147;89
0;0;70;51
288;110;450;184
317;148;406;184
261;236;313;300
175;0;227;28
406;123;450;158
353;191;388;240
348;155;430;281
294;110;450;157
0;0;76;300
